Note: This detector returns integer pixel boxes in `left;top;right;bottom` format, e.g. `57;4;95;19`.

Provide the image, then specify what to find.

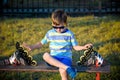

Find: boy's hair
51;9;67;26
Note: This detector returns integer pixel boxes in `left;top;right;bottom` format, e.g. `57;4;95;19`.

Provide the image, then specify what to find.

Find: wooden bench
0;61;110;80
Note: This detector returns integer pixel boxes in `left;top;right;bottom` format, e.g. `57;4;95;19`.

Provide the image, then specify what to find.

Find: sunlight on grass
0;15;120;80
0;15;120;63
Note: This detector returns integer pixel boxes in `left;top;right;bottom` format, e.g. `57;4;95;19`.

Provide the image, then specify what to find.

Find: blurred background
0;0;120;17
0;0;120;80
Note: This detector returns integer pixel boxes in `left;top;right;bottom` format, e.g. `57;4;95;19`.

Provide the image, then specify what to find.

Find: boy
23;9;92;80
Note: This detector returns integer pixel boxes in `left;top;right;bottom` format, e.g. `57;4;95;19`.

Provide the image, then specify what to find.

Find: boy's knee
43;52;50;60
59;68;67;74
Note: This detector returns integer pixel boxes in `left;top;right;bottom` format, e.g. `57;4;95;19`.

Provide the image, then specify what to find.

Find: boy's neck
54;28;68;33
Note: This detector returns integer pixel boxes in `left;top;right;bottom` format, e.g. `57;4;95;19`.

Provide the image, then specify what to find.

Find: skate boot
77;46;94;66
76;46;104;67
21;53;37;66
9;42;37;66
16;42;37;66
77;47;94;66
94;51;104;66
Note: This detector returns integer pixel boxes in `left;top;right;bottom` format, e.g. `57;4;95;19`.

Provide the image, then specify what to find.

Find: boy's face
52;23;65;33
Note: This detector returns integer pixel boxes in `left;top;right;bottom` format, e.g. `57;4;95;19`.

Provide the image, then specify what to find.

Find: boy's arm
22;42;42;51
73;43;92;51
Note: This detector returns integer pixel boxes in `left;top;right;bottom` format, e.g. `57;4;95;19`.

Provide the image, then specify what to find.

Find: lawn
0;15;120;80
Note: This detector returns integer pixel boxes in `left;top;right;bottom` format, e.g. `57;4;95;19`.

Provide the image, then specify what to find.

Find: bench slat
0;62;110;73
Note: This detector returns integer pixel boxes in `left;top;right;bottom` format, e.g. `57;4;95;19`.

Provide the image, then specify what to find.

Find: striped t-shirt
41;28;78;58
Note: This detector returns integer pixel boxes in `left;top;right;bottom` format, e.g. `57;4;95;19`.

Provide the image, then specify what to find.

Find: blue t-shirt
41;28;78;58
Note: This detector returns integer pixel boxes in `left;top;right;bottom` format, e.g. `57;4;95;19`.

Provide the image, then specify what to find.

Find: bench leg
95;60;100;80
96;72;100;80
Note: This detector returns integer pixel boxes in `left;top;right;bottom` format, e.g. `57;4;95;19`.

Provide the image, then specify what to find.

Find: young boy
23;9;92;80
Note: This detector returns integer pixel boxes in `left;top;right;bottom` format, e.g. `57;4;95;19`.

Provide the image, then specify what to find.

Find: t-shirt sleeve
41;33;49;45
71;33;78;46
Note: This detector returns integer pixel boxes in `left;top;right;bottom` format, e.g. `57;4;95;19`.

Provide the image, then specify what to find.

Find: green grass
0;15;120;80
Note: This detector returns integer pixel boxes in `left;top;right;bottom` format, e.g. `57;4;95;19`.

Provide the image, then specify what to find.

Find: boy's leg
59;68;68;80
43;52;77;79
43;52;68;70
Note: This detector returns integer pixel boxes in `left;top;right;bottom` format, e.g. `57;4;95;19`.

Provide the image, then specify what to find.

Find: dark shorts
46;56;72;67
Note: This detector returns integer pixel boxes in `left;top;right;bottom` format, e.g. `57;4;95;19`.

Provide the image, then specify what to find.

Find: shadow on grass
94;38;120;49
32;52;44;63
105;53;120;66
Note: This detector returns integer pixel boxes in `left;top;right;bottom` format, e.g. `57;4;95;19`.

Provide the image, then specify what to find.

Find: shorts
46;56;72;67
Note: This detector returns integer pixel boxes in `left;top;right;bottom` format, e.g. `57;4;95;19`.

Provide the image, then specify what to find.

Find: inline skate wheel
80;55;86;62
27;55;33;61
23;51;28;56
84;50;89;56
16;42;20;49
76;61;81;66
31;60;37;66
80;55;84;61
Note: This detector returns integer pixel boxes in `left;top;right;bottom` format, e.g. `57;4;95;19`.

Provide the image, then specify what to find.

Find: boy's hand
22;42;32;51
84;43;93;50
